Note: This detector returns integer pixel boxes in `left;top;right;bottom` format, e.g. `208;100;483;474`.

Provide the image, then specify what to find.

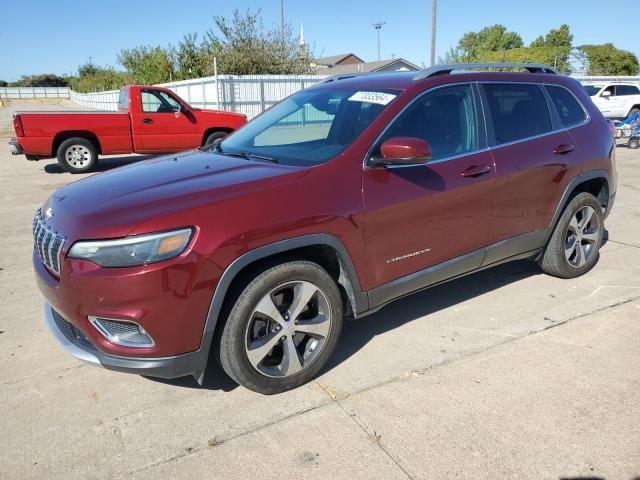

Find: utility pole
280;0;285;45
373;22;385;61
430;0;437;66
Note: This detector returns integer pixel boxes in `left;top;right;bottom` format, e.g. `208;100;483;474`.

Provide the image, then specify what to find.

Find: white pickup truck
583;83;640;119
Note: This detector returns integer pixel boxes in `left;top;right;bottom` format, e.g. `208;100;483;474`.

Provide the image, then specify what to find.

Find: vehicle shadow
43;154;154;174
324;259;541;374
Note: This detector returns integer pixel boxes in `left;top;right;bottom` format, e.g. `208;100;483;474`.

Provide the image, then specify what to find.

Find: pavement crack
316;380;415;480
608;239;640;249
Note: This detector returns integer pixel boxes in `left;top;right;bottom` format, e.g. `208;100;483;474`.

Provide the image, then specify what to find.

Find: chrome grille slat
32;209;65;275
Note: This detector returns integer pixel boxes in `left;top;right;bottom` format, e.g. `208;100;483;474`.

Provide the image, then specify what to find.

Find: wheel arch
548;170;610;239
191;234;368;382
201;127;233;146
52;131;102;156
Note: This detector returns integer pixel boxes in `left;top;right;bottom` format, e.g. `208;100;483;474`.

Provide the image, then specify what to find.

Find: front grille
32;209;65;275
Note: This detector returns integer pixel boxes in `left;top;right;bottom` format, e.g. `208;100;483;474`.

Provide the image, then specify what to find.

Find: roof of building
318;58;420;75
315;53;364;67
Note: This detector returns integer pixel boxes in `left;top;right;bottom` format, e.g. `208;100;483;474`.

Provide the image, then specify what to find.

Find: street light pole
373;22;385;61
430;0;437;66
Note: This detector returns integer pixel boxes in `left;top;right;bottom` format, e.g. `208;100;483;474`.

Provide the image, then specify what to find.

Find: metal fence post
259;78;265;113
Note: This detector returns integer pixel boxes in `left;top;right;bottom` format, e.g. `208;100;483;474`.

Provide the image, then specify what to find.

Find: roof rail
321;72;373;83
413;62;557;81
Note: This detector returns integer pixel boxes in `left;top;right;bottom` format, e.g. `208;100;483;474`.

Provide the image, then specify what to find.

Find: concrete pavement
0;109;638;479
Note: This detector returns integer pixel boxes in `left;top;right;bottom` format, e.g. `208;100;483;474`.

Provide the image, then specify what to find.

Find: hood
43;150;304;240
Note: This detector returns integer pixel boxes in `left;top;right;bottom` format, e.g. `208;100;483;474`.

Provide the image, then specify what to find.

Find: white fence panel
68;74;328;117
572;75;640;86
0;86;70;99
70;90;119;111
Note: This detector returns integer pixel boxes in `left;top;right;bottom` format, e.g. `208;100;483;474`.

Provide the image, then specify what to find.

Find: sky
1;0;637;81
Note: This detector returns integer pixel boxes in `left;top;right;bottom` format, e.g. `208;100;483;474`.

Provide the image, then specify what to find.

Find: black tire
204;131;228;146
627;107;640;118
56;137;98;173
628;138;639;149
218;260;343;394
539;192;604;279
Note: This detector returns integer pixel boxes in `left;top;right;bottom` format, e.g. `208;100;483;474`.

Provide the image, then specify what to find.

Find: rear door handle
142;118;153;124
460;165;491;178
553;144;575;155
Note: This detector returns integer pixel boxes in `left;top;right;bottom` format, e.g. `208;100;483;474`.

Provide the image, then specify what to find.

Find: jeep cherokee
34;63;617;394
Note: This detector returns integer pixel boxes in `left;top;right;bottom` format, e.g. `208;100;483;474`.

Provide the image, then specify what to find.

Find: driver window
141;90;181;113
377;84;477;161
602;86;615;97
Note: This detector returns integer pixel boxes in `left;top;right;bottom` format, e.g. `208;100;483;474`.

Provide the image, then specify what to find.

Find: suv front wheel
218;260;343;394
540;192;605;278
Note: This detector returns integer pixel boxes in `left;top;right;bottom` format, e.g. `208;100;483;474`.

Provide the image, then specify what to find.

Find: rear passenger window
483;84;552;145
546;85;587;127
617;85;640;96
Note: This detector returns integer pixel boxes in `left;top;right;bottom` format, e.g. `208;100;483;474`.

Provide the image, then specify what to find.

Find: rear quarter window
482;83;552;145
546;85;588;128
118;88;129;111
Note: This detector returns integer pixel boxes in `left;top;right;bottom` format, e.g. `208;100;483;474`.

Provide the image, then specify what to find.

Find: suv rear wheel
218;260;343;394
540;192;604;278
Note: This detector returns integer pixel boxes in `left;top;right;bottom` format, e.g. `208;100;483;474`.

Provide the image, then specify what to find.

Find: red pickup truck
9;85;247;173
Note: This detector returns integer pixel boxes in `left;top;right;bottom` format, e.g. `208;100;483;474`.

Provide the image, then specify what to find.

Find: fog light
89;317;155;347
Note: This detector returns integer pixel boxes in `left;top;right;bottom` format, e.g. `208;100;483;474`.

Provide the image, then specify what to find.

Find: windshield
218;88;400;166
582;85;601;97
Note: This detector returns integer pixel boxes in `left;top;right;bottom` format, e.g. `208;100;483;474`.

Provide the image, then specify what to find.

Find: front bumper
45;303;209;381
8;138;22;155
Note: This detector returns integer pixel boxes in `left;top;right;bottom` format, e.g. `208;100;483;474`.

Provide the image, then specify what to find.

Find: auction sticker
348;91;396;105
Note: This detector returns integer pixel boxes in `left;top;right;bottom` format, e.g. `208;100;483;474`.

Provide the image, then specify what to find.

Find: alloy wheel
565;205;600;268
244;281;332;378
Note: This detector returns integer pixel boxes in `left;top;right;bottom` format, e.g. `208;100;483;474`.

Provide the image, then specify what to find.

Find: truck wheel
539;192;604;279
628;138;639;149
57;138;98;173
218;260;343;394
204;131;228;146
628;107;640;118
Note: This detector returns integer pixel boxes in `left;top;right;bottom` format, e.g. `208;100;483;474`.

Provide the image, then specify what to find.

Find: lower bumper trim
44;303;208;381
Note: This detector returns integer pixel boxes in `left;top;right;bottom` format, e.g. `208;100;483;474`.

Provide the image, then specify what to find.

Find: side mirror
601;90;612;98
370;137;432;167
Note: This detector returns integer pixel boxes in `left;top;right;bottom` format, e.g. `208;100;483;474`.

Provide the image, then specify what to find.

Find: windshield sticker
348;91;396;105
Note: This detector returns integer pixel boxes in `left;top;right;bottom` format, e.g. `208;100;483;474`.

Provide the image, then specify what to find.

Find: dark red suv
34;63;616;394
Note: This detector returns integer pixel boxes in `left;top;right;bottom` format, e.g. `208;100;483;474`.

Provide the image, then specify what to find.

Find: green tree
0;80;8;87
203;8;314;75
576;43;639;75
527;24;573;72
10;73;69;87
457;24;523;61
175;33;212;80
117;46;175;85
68;62;131;93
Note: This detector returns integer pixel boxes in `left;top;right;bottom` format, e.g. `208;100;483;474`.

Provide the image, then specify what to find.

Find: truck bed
17;110;133;156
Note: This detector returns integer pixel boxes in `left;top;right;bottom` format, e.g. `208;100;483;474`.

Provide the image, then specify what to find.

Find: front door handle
142;118;153;124
460;165;491;178
553;144;575;155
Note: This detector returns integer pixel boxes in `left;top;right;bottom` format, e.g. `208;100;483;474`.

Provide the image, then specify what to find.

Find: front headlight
68;228;193;267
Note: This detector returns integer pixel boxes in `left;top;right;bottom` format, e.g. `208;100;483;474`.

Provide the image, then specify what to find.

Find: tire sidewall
219;261;343;394
204;131;228;146
628;139;639;149
545;193;605;278
57;138;97;173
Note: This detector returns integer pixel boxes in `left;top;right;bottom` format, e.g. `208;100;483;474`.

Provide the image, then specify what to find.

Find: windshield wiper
218;149;279;163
